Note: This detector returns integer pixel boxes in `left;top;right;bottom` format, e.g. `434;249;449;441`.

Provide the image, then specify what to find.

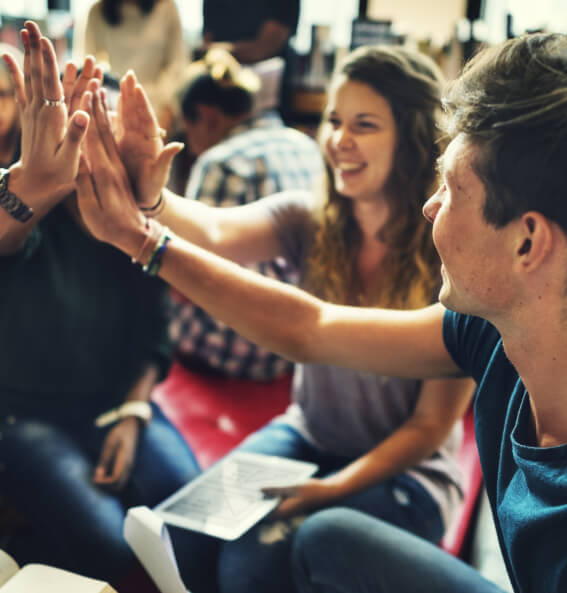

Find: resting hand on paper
115;71;183;209
262;477;342;519
76;88;146;253
93;417;140;490
2;21;89;203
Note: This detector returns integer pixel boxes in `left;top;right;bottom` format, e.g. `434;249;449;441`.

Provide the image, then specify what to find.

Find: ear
515;211;553;272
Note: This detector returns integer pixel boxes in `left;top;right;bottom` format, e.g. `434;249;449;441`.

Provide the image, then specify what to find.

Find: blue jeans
292;508;507;593
0;402;215;587
216;422;445;593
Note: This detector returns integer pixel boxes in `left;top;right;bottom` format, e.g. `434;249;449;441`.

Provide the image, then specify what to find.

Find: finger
25;21;43;101
2;53;26;108
69;55;95;113
152;141;184;177
94;437;117;481
20;28;32;103
262;486;298;499
57;108;89;168
93;65;104;83
271;498;298;519
85;90;112;168
108;445;132;490
134;84;160;136
76;154;101;211
119;71;137;131
92;89;121;163
39;37;63;103
62;61;78;110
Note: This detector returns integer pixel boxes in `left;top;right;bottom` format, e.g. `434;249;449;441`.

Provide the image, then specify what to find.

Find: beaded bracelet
142;225;171;276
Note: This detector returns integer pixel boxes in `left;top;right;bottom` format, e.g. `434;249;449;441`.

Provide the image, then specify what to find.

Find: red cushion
440;405;483;558
152;361;292;468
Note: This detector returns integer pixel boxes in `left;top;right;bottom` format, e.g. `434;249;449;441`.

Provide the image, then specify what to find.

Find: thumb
59;110;90;164
94;436;117;480
153;141;184;178
262;485;299;499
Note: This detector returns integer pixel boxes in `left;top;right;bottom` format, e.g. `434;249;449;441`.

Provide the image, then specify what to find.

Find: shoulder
87;1;104;16
442;311;501;379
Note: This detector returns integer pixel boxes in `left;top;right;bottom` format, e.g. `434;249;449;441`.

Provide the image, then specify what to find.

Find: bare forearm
125;363;159;403
152;235;457;377
324;418;458;498
156;189;226;254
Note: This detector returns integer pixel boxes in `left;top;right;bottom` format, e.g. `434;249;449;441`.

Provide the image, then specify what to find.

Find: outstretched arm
0;22;92;254
76;87;460;379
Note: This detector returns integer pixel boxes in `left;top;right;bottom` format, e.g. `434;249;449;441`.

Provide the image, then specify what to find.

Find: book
0;549;116;593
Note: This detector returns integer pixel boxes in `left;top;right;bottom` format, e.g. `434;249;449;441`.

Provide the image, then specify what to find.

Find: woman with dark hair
77;43;475;593
80;0;186;125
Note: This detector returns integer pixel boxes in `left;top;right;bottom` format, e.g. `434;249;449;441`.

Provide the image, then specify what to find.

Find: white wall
368;0;467;45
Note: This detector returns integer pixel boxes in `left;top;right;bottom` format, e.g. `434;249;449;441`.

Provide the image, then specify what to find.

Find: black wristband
140;192;163;213
0;168;34;223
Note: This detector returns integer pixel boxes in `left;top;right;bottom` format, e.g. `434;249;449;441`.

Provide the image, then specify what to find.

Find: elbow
275;306;325;365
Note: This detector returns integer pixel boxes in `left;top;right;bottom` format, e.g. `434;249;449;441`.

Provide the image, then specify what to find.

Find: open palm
116;72;182;208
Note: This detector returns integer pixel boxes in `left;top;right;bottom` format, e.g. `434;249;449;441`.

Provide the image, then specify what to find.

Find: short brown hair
443;34;567;231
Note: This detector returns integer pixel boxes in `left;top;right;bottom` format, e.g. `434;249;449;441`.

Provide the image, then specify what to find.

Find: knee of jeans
218;523;293;593
294;508;347;552
0;420;61;468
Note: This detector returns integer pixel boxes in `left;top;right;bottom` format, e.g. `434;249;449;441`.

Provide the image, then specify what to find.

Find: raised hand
62;55;103;117
76;87;147;254
116;71;183;209
2;21;89;204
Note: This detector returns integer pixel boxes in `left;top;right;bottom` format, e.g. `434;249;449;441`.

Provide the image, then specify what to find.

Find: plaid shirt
169;111;323;380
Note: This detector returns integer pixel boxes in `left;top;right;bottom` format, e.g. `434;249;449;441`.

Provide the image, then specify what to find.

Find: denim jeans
0;402;212;586
292;508;507;593
215;422;446;593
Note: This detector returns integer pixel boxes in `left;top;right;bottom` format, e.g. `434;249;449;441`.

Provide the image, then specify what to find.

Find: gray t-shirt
266;190;463;529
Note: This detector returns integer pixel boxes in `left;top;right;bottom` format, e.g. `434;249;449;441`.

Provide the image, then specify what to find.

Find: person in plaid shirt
169;49;323;380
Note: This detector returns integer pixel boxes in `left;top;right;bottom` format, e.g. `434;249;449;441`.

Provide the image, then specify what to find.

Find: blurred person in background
78;0;187;128
169;48;323;381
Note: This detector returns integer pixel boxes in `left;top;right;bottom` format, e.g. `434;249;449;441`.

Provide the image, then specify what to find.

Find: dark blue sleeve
442;310;502;383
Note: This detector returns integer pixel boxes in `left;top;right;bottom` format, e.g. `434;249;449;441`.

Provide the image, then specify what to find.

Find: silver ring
44;97;64;107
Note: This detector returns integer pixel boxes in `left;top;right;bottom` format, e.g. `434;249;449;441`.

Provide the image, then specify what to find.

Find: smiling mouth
337;162;366;174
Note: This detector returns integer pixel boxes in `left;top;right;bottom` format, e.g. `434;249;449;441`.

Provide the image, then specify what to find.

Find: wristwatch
0;168;34;223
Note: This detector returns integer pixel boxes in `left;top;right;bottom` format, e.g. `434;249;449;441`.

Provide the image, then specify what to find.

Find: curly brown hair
306;45;445;309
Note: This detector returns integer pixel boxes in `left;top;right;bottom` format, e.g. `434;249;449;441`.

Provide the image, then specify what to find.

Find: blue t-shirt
443;311;567;593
